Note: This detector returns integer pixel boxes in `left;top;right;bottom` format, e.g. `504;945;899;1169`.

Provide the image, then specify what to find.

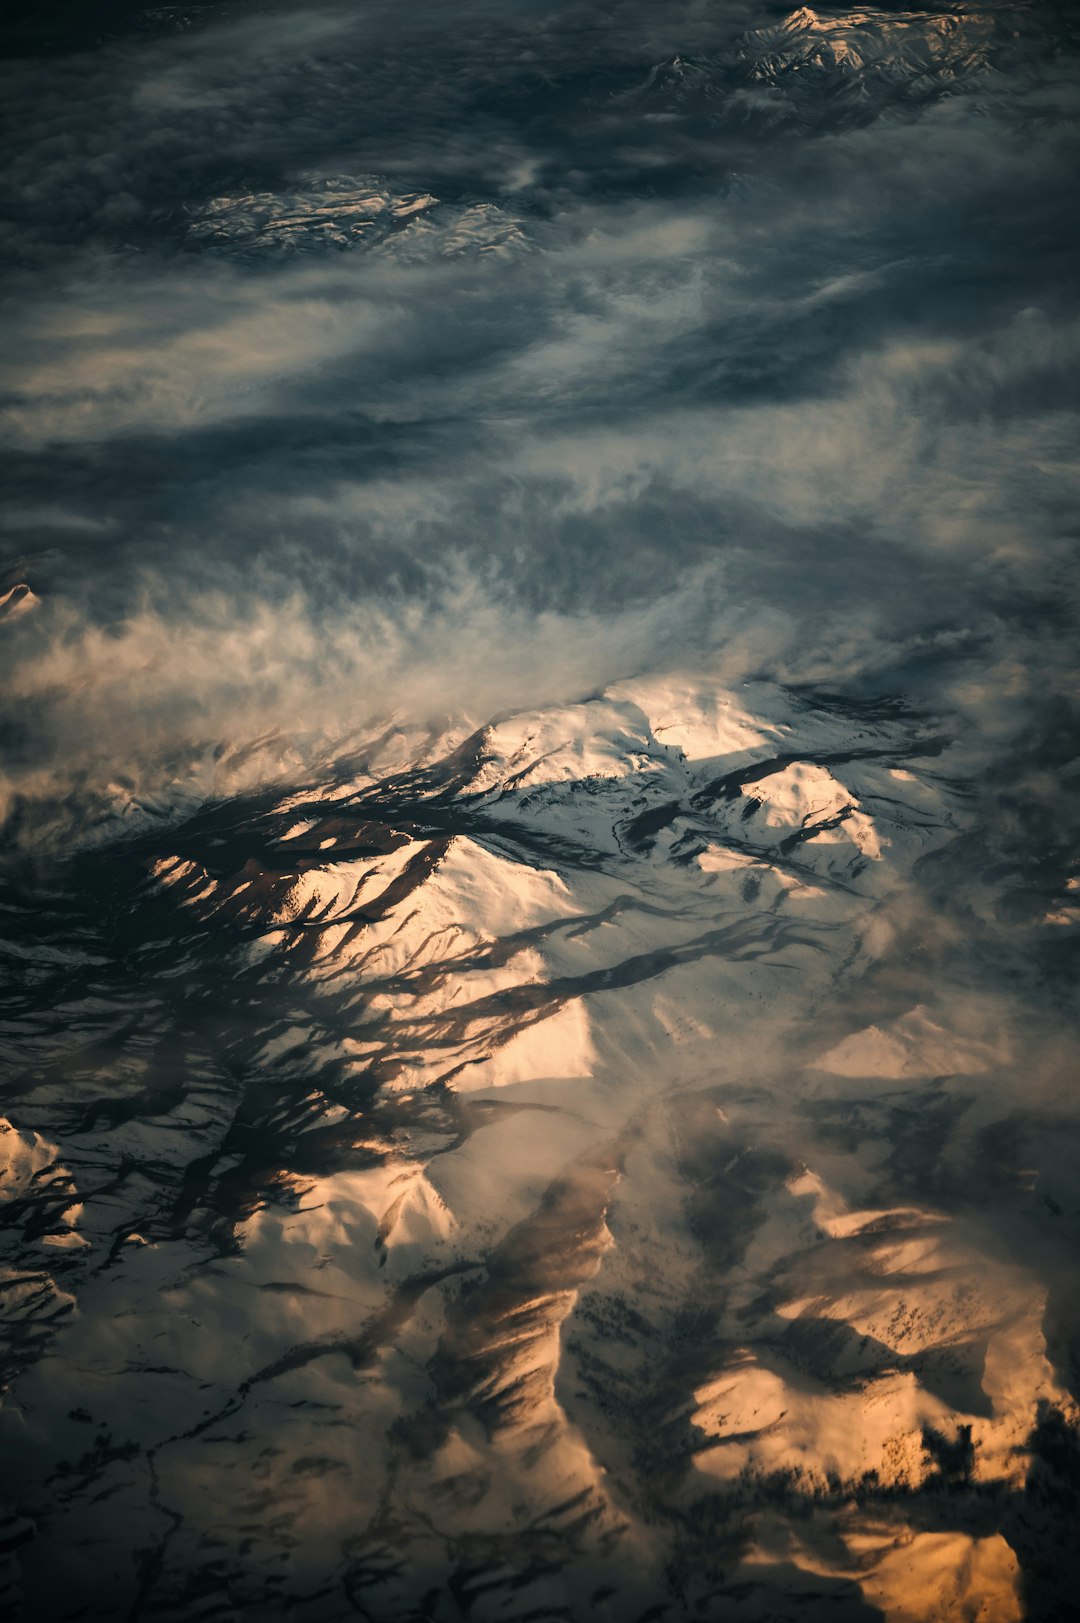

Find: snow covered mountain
633;4;1050;129
188;177;531;262
2;674;1076;1620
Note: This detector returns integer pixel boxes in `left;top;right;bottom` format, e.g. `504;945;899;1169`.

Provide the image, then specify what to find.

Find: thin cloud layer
1;3;1077;838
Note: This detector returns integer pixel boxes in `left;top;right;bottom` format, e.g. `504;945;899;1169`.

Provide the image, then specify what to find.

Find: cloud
0;0;1076;857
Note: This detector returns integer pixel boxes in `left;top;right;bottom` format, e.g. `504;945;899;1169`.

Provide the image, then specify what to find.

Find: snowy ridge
741;5;1008;88
188;174;531;261
0;675;1076;1619
635;4;1045;130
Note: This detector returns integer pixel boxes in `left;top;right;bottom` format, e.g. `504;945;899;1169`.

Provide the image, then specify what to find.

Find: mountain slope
1;673;1077;1619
